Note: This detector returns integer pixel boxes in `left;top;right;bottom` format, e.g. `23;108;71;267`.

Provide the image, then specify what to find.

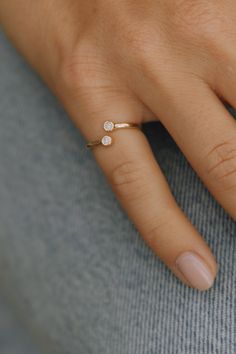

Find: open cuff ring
86;120;140;148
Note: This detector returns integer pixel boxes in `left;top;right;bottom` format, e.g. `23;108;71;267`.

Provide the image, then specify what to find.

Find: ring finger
64;79;217;291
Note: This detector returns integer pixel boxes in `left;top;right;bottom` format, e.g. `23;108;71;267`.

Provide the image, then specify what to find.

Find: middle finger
141;76;236;219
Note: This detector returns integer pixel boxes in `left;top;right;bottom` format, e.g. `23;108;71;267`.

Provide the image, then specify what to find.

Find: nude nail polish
176;251;215;291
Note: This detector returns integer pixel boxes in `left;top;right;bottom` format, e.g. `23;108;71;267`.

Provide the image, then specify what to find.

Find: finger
142;75;236;219
96;124;216;290
66;85;217;291
215;63;236;110
209;19;236;110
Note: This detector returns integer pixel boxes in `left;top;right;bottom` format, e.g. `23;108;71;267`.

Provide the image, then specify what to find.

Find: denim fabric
0;295;42;354
0;31;235;354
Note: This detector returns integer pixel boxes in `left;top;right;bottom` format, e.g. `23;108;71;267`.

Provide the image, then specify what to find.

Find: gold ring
86;120;140;148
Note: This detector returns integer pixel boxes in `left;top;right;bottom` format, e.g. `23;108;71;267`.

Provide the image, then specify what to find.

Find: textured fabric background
0;295;42;354
0;31;235;354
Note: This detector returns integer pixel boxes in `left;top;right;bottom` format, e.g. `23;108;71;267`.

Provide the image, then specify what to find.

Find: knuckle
123;22;181;88
59;42;114;117
128;29;155;62
170;1;223;49
204;139;236;190
125;24;164;72
110;160;149;202
60;41;105;96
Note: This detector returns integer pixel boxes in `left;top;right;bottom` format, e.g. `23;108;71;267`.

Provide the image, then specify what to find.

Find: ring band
86;121;140;148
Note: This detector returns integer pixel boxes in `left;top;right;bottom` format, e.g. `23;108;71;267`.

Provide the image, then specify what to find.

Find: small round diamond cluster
101;121;114;146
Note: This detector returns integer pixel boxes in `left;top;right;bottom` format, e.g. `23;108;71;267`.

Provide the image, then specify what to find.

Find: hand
2;0;236;290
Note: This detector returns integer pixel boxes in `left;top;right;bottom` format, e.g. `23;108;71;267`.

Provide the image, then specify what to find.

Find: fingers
71;87;217;291
215;64;236;110
95;126;216;290
143;76;236;219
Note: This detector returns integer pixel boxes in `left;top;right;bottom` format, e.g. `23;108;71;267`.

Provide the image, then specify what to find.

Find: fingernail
176;252;215;291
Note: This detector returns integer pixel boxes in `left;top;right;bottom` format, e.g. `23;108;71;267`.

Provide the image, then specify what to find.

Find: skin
1;0;236;290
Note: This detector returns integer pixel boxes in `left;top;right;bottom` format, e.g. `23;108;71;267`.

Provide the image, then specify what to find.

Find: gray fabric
0;295;42;354
0;30;236;354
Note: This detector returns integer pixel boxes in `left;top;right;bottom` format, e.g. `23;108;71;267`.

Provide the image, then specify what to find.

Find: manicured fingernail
176;252;215;291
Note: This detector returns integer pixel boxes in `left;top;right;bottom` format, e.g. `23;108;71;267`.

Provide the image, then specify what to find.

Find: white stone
104;121;114;132
101;135;112;146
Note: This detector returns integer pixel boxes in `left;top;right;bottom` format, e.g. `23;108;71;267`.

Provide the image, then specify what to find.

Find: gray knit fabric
0;31;235;354
0;296;42;354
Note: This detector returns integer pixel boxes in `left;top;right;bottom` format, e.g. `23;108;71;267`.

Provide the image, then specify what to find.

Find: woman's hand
2;0;236;290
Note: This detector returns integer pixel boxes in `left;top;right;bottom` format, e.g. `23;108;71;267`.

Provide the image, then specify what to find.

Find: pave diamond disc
103;121;114;132
101;135;112;146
